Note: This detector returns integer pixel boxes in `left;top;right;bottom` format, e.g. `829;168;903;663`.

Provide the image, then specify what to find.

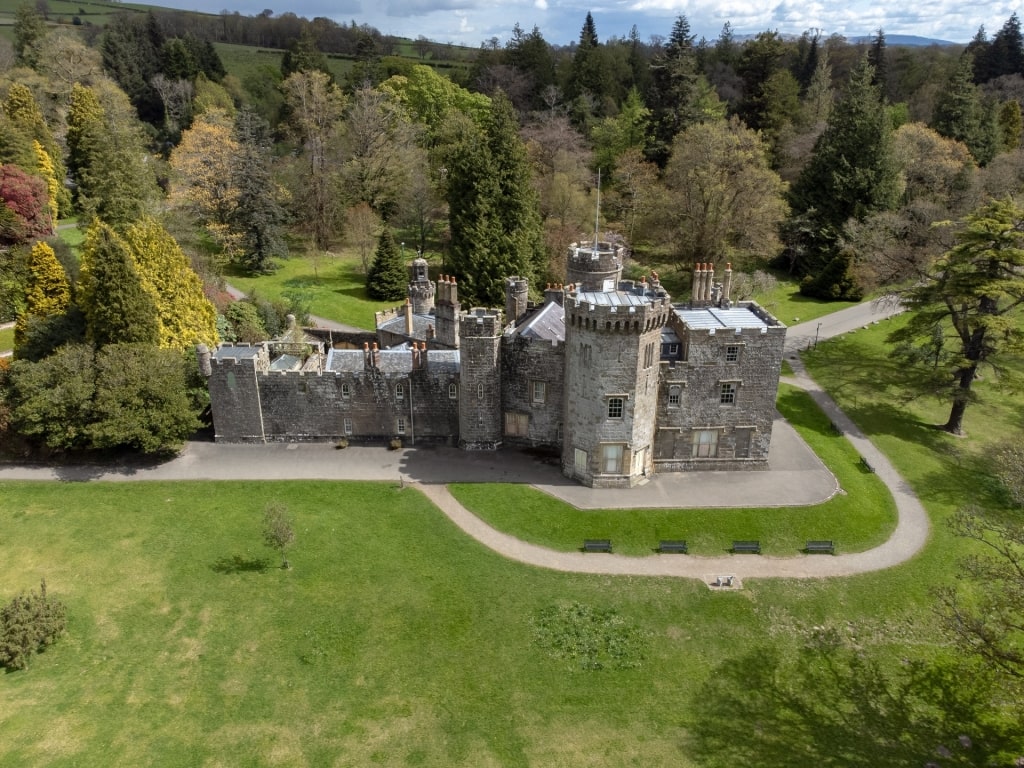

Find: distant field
0;325;13;353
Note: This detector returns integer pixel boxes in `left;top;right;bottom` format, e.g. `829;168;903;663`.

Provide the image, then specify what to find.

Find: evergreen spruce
77;221;160;348
365;228;408;301
441;94;544;306
933;55;999;166
788;56;901;296
230;108;287;274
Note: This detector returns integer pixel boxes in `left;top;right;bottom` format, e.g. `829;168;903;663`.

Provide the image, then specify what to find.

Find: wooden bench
860;456;875;473
658;540;688;554
583;539;612;553
805;540;835;554
731;540;761;554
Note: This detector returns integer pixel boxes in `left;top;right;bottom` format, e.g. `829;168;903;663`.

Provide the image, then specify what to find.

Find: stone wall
500;334;564;449
654;319;786;472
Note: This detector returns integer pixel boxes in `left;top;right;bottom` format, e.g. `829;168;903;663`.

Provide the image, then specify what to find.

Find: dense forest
1;1;1023;453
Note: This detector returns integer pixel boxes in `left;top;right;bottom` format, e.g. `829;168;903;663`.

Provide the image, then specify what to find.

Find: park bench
583;539;612;553
860;456;875;473
658;540;689;554
805;540;835;554
731;540;761;554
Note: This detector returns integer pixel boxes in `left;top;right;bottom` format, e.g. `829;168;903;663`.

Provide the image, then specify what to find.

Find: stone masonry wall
654;323;786;471
500;334;564;449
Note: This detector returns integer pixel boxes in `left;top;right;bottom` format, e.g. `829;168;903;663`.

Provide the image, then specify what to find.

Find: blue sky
161;0;1018;47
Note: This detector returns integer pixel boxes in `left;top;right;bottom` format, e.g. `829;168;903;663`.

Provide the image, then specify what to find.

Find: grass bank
450;385;896;556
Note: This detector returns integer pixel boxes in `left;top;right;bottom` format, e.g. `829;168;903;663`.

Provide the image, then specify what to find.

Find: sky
157;0;1020;48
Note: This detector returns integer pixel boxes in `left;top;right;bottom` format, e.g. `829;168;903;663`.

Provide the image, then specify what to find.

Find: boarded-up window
504;412;529;436
692;430;719;458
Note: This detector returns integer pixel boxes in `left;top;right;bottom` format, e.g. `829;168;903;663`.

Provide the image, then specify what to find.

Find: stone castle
201;243;787;488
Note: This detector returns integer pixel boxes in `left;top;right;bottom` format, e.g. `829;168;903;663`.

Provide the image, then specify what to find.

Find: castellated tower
433;275;460;349
565;240;625;292
408;256;435;315
562;284;672;487
458;308;503;450
504;276;528;326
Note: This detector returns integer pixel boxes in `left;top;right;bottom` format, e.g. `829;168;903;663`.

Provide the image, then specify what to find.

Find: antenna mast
592;169;601;254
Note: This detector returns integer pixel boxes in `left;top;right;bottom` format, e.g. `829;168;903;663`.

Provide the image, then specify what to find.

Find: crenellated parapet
565;240;625;291
564;286;673;335
459;307;503;338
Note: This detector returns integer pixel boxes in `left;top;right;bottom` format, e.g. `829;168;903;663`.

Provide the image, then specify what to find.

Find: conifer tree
32;142;59;225
13;241;70;350
889;197;1024;434
123;216;219;352
365;227;408;301
230;108;287;274
13;3;46;69
486;91;546;279
66;83;158;227
648;15;700;164
788;56;902;294
440;94;545;305
77;221;159;348
997;99;1023;151
933;54;999;165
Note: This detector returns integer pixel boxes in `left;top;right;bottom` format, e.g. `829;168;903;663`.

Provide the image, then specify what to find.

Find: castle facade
203;245;786;488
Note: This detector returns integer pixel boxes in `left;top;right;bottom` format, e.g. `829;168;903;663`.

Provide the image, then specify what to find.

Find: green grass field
226;251;405;330
3;325;1023;764
0;325;13;353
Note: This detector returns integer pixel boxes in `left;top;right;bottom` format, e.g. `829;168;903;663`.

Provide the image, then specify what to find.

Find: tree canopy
888;197;1024;435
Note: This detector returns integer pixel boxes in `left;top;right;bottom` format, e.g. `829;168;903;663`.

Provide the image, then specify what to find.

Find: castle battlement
210;343;269;371
459;308;503;338
566;240;625;291
564;289;672;333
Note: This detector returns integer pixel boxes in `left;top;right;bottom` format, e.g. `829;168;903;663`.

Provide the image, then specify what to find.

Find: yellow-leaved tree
168;109;241;258
13;241;72;352
32;141;60;225
123;216;219;352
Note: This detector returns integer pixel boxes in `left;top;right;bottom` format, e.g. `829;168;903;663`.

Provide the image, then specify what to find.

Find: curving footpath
415;353;930;581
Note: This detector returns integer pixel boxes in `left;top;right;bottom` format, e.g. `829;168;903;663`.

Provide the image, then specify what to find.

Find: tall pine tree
13;241;71;354
788;56;902;298
230;108;287;274
77;221;159;348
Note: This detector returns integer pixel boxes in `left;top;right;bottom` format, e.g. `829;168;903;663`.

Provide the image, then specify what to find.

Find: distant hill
848;34;960;47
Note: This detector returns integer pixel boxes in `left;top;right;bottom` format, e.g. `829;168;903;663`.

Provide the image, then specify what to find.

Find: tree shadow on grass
683;645;1020;768
211;555;271;574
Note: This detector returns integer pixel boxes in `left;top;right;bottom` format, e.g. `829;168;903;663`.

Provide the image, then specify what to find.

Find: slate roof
377;312;435;340
515;301;565;342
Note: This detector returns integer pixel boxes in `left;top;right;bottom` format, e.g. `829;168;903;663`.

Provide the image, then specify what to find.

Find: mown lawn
2;474;1016;768
226;251;409;330
0;325;13;353
450;385;897;556
2;316;1023;766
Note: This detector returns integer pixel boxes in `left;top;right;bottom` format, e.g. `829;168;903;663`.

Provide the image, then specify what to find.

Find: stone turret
561;283;672;487
408;256;435;315
504;276;529;326
565;240;625;292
